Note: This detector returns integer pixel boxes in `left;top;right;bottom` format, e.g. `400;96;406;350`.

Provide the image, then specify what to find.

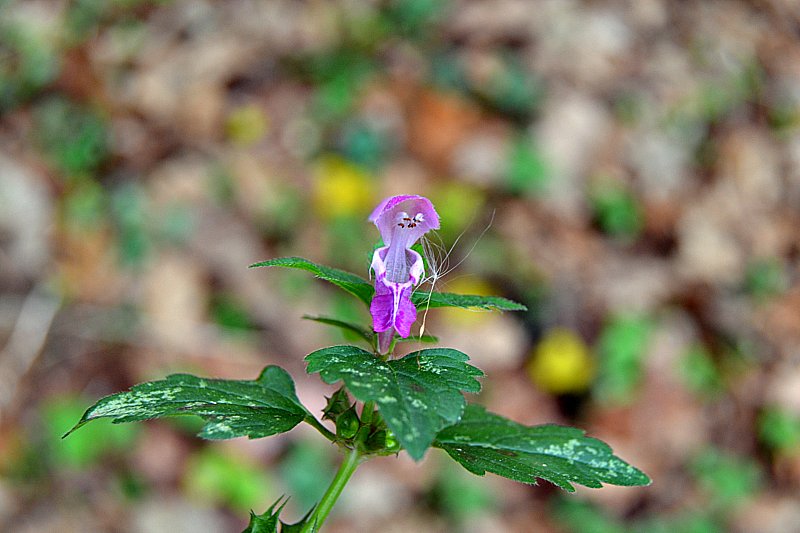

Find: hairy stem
301;447;361;532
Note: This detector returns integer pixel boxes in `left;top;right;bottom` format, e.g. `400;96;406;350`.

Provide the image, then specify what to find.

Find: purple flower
369;195;440;354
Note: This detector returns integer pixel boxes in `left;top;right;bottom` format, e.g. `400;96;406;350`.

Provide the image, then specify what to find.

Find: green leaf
249;257;373;305
397;333;439;344
244;495;312;533
412;291;527;312
186;448;272;512
243;496;317;533
249;257;526;314
243;499;283;533
66;366;309;440
306;346;483;460
302;315;373;342
434;405;651;492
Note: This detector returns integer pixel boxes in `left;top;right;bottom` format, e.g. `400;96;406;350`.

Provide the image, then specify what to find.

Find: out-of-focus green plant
767;103;800;135
157;202;195;245
594;315;653;404
430;463;496;524
429;50;469;92
553;498;627;533
62;178;108;231
383;0;446;40
43;396;138;469
692;448;761;510
337;119;392;172
590;180;644;241
758;407;800;454
303;51;376;124
556;495;724;533
613;92;645;125
110;182;151;268
33;97;110;178
679;345;724;397
210;293;259;336
429;182;485;242
473;52;543;120
185;447;273;513
63;0;173;44
0;18;60;111
505;134;549;196
744;257;788;301
279;440;335;512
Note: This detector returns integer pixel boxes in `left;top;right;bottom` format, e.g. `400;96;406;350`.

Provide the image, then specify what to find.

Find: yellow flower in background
225;104;269;146
527;328;594;394
429;182;484;239
440;277;495;326
313;155;375;219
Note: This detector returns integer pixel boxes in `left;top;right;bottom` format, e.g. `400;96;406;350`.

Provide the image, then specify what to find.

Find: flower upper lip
369;195;440;247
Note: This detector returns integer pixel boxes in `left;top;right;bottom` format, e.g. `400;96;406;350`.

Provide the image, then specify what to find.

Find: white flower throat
385;212;424;283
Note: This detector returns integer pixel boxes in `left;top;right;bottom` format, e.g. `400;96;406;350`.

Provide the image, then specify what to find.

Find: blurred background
1;0;800;531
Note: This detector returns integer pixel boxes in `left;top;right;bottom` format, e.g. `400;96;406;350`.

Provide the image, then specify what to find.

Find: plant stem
302;447;361;532
305;414;337;442
360;400;375;428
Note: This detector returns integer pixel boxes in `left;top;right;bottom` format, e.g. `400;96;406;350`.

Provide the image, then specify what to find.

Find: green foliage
243;496;316;533
63;0;170;44
594;315;653;404
691;448;761;509
250;256;527;312
280;441;335;511
337;119;390;171
0;18;60;110
33;97;110;178
304;314;438;347
243;500;283;533
304;315;373;343
590;182;643;240
110;182;151;268
301;50;375;123
744;258;788;300
212;293;259;334
250;257;375;305
62;178;107;231
553;498;626;533
758;407;800;453
382;0;445;39
70;251;649;529
431;463;496;523
554;499;722;533
434;404;651;492
412;289;528;311
67;366;310;440
679;345;723;396
185;448;272;512
306;345;483;460
43;396;138;469
505;134;549;195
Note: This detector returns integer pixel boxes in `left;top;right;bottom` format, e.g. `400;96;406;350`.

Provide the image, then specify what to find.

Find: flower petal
370;281;395;333
369;195;440;246
392;286;417;338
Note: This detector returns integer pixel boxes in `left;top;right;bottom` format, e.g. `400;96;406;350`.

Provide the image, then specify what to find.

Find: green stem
302;447;361;532
360;401;375;427
354;400;375;448
305;414;337;442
